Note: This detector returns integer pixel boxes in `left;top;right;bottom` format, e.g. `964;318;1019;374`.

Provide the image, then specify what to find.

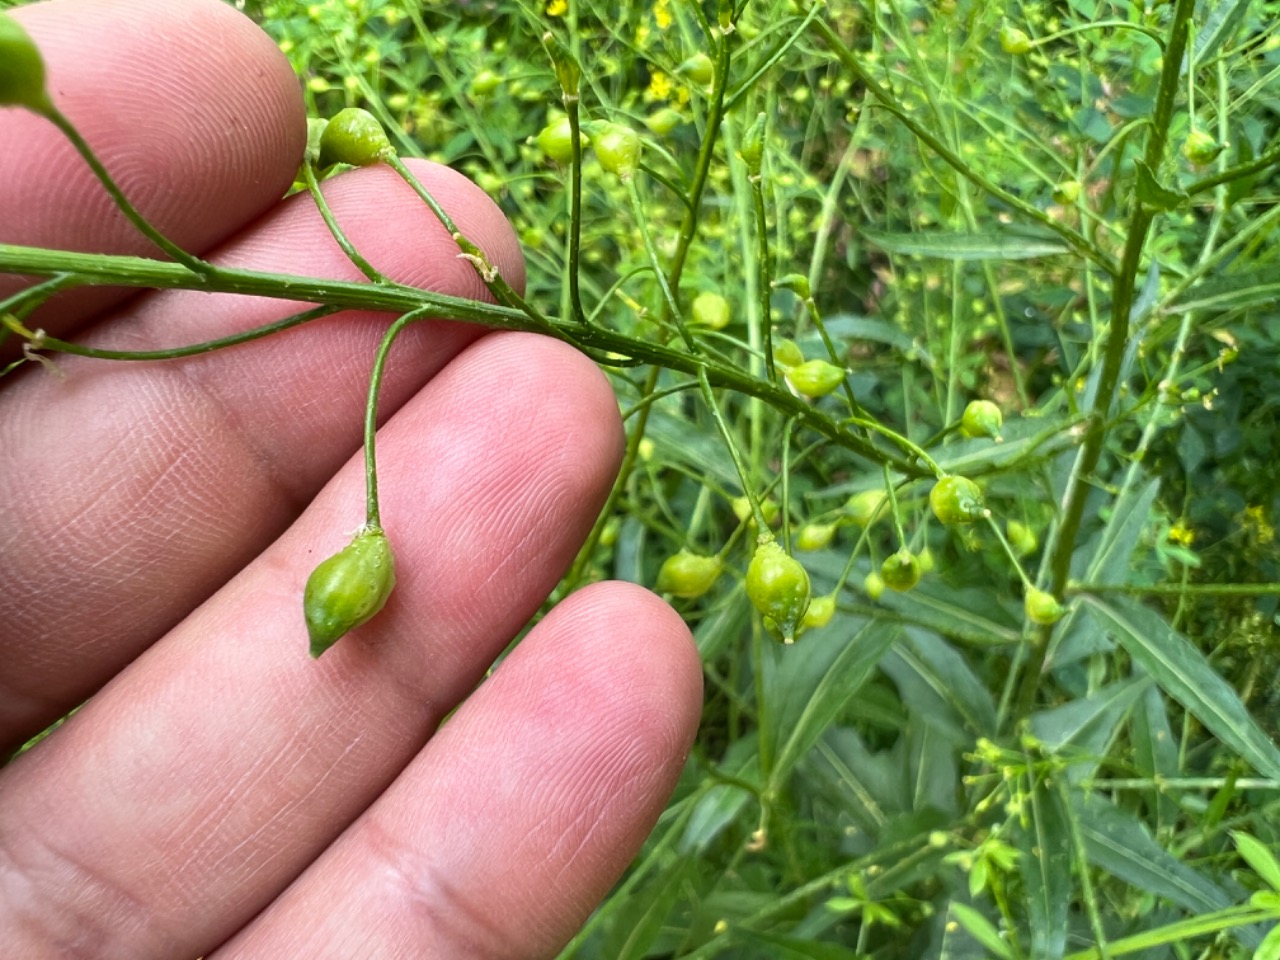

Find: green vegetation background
248;0;1280;956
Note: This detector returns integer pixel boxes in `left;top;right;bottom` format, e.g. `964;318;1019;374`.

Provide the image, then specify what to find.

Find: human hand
0;1;701;956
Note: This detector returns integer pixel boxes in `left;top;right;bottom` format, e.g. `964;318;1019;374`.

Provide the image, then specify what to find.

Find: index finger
0;0;306;345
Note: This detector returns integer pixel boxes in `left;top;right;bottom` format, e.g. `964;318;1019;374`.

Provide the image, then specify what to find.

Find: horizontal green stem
1072;581;1280;597
0;243;929;476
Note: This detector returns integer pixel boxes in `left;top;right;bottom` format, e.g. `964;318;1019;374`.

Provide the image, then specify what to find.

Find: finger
0;159;523;751
0;0;306;346
0;333;626;959
217;582;703;960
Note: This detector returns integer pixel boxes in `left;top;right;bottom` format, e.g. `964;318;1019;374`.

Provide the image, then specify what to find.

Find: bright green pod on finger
304;526;396;658
0;11;53;114
319;107;394;167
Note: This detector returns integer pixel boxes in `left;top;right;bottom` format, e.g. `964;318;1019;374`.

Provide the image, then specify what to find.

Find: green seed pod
1182;129;1223;166
1052;179;1082;205
732;496;779;526
787;359;846;398
1007;519;1038;557
691;291;731;330
533;116;586;163
863;570;885;601
802;593;836;630
999;23;1033;55
929;476;986;525
917;547;935;574
591;121;641;179
319;107;394;167
0;11;52;114
303;526;396;658
1025;586;1064;625
845;489;887;527
738;112;766;176
541;31;581;98
773;338;805;371
746;539;811;643
655;549;723;599
645;107;684;136
880;548;921;592
304;117;329;166
678;51;715;86
960;399;1004;440
469;68;502;97
773;273;811;300
796;522;837;551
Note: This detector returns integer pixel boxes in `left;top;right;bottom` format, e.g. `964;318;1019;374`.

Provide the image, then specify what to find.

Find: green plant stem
302;161;385;283
1072;581;1280;597
1012;0;1197;726
804;13;1113;276
0;242;927;475
699;367;768;530
748;170;777;386
1185;141;1280;194
2;305;338;362
43;106;213;277
625;178;697;352
363;308;428;527
664;22;733;297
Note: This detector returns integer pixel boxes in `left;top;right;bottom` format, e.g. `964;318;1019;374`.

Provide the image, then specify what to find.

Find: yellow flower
646;70;673;102
546;0;567;16
655;0;672;30
1167;521;1195;547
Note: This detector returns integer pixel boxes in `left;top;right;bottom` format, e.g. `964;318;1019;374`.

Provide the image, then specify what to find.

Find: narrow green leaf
947;902;1014;960
735;929;864;959
604;856;694;960
1072;793;1234;916
885;629;998;739
1254;922;1280;960
1169;271;1280;314
1135;159;1188;210
771;618;900;785
1082;596;1280;780
863;229;1069;260
1029;678;1149;781
1234;832;1280;894
1017;777;1072;960
1084;478;1159;584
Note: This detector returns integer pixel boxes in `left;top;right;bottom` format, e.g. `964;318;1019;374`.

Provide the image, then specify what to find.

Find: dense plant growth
4;0;1280;956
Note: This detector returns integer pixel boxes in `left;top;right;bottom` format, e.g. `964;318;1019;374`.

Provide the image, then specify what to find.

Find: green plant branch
363;307;430;527
803;12;1115;276
1013;0;1197;726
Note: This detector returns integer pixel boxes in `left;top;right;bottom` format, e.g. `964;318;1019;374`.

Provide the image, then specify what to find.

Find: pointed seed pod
533;116;586;163
960;399;1003;440
590;122;641;179
881;548;921;592
929;476;986;525
655;549;723;599
796;521;837;551
999;23;1033;54
303;526;396;658
691;291;731;330
319;107;393;167
1025;587;1065;625
745;539;811;644
772;338;805;371
787;359;846;398
0;11;52;114
802;593;836;630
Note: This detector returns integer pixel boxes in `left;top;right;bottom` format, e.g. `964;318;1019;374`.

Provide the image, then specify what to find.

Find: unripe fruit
863;570;885;601
691;291;731;330
802;593;836;630
787;359;846;398
1007;519;1037;556
960;399;1003;440
469;68;502;97
1025;587;1064;625
880;548;921;592
929;476;986;525
533;116;585;163
732;496;779;526
0;11;51;114
773;338;804;370
846;489;887;527
746;539;811;644
304;527;396;658
319;107;393;167
917;547;935;574
591;122;641;179
773;273;811;299
1182;129;1223;166
645;107;684;136
796;522;837;551
999;24;1033;54
679;52;715;85
656;550;723;599
1052;180;1082;205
